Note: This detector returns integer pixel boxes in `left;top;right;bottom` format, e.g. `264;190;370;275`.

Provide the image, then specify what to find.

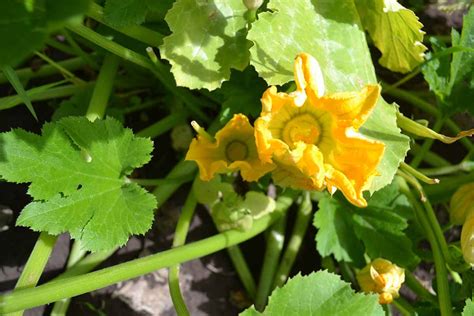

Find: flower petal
272;142;325;190
315;85;381;129
294;52;325;100
186;114;275;181
324;128;385;207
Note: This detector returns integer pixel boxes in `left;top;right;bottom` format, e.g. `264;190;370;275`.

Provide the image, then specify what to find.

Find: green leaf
103;0;148;28
352;185;419;267
247;0;409;193
421;37;451;103
0;117;156;252
160;0;250;90
422;8;474;115
1;66;37;120
355;0;426;73
0;0;90;67
192;176;234;205
314;195;365;266
220;67;267;118
463;299;474;316
240;271;383;316
446;7;474;115
314;183;419;268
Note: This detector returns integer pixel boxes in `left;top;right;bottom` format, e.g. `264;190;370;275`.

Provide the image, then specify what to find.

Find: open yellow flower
255;53;385;207
186;114;275;182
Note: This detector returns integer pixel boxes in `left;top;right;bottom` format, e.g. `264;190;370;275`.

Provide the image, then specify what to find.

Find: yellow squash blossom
450;182;474;225
356;258;405;304
461;213;474;265
254;53;385;207
450;183;474;265
186;114;275;182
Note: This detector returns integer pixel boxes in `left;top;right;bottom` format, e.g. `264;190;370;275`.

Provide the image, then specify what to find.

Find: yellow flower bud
356;258;405;304
461;213;474;265
450;182;474;225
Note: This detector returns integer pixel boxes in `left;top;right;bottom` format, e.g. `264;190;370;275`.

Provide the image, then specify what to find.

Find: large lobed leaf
240;271;383;316
247;0;409;193
355;0;426;73
0;117;156;252
0;0;90;67
160;0;250;90
314;183;419;268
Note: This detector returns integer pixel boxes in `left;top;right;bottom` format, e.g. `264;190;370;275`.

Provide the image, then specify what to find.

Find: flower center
282;113;321;147
225;140;248;162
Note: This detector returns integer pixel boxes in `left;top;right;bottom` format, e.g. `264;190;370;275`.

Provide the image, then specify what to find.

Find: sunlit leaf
355;0;426;73
160;0;250;90
240;271;383;316
0;117;156;252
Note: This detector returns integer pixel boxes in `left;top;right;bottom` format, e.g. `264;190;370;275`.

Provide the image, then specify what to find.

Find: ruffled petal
324;127;385;207
294;52;325;100
272;142;325;190
315;85;381;129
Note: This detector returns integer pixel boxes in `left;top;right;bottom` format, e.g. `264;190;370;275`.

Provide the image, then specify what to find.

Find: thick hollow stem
226;246;257;299
86;54;120;121
168;191;198;316
272;192;313;288
7;232;58;316
0;195;294;314
136;112;187;139
398;178;452;316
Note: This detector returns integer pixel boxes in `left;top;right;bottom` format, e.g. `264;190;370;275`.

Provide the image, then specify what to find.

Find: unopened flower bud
171;124;193;152
450;182;474;225
461;213;474;265
356;258;405;304
243;0;263;10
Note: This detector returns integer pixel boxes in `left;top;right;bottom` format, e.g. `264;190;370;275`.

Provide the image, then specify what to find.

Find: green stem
254;212;288;311
86;54;120;121
0;57;87;85
424;172;474;204
272;192;313;288
87;3;164;47
122;99;159;114
410;118;445;168
392;297;415;316
410;142;450;167
398;178;452;316
421;192;452;266
0;195;294;314
50;241;88;316
34;51;86;85
136;112;187;138
386;67;421;90
67;23;151;69
400;162;439;184
7;232;58;316
226;246;257;299
169;191;197;316
382;83;473;152
404;270;437;304
0;83;90;111
420;161;474;176
45;38;77;56
152;160;197;208
62;29;100;69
